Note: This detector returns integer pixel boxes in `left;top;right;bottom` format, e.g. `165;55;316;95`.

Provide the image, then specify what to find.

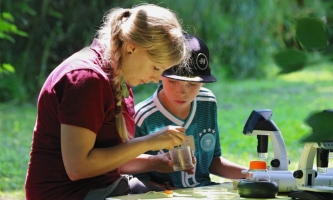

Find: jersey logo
199;128;215;152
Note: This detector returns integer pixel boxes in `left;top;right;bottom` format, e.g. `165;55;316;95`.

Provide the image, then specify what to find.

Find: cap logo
196;53;208;70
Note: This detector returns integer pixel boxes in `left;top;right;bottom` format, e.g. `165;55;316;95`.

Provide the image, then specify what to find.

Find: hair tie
121;77;129;98
123;10;130;18
121;10;131;24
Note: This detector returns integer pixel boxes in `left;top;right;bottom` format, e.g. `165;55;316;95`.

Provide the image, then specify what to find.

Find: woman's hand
144;126;186;151
150;153;174;173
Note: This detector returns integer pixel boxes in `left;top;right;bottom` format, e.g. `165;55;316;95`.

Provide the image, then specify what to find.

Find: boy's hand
151;152;174;172
151;152;195;174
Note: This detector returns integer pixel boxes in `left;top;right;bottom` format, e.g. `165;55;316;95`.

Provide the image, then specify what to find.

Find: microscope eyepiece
317;148;329;174
257;135;268;159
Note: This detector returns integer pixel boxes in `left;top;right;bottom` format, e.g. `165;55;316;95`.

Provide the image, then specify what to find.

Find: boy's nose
176;83;187;94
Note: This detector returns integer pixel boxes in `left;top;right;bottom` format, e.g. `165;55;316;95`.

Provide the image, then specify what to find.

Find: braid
109;9;133;142
112;71;130;142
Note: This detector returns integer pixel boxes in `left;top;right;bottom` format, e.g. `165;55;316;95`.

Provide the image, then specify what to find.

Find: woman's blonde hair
96;4;190;142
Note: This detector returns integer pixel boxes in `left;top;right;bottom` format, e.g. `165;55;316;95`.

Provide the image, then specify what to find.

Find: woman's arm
120;152;195;174
119;153;173;174
61;124;185;181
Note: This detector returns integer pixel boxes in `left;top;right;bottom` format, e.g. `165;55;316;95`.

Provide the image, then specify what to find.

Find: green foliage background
1;65;333;199
1;0;333;199
1;0;331;103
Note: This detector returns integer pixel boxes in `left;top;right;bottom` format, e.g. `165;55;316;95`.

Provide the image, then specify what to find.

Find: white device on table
288;142;333;200
242;109;333;193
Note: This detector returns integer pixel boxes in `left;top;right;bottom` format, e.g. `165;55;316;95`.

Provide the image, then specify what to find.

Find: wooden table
106;182;292;200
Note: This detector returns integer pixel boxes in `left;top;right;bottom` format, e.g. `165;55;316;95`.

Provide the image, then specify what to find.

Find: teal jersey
134;85;221;188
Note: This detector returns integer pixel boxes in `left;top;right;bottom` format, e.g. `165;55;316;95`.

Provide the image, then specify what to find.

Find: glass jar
245;161;270;182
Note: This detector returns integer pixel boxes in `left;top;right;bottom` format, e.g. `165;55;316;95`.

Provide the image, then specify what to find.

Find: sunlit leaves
0;63;15;74
0;12;28;43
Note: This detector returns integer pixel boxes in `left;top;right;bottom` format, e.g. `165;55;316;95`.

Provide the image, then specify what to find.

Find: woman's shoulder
50;47;108;86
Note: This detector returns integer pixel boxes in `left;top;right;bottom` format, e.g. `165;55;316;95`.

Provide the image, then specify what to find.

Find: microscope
288;142;333;199
243;109;290;170
242;109;333;193
288;109;333;200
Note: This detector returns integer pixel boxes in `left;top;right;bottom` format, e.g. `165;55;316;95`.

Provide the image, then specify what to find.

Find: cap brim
162;74;216;83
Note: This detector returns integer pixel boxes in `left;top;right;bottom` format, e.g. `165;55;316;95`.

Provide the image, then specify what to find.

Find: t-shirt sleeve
135;124;147;138
214;128;222;158
213;103;222;158
55;69;112;134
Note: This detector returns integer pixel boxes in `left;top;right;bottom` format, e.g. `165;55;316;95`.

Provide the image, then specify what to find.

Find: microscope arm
252;130;289;170
297;142;318;170
293;142;318;188
242;109;289;170
294;142;333;188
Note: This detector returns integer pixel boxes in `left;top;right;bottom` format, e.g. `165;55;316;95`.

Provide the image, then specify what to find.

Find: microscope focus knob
293;170;303;179
270;159;280;168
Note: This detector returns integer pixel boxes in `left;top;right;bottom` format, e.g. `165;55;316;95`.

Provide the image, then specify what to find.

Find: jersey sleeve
213;102;222;158
135;123;148;138
135;109;153;139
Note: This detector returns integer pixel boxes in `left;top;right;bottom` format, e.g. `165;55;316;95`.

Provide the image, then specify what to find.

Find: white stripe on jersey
135;87;216;127
196;96;216;102
134;90;158;125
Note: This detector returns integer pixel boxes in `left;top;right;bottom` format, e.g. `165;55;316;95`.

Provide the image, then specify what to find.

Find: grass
1;64;333;199
0;103;36;200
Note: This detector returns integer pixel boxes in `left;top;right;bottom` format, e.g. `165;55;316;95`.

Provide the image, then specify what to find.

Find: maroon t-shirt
25;39;135;200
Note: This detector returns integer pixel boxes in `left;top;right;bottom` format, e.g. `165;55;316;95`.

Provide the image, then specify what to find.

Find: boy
133;34;246;189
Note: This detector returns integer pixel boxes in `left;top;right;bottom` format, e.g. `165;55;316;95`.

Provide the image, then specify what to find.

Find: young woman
25;4;191;200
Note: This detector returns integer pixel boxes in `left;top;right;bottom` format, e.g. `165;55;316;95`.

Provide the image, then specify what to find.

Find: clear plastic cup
169;145;194;171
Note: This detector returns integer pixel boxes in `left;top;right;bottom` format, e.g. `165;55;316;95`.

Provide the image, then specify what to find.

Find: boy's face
161;77;203;110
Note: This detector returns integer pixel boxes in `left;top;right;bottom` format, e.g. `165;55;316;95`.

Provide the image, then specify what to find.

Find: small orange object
164;189;173;194
249;161;267;169
164;189;173;197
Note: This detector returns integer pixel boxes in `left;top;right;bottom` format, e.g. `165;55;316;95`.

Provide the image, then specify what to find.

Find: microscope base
288;190;333;200
268;171;333;192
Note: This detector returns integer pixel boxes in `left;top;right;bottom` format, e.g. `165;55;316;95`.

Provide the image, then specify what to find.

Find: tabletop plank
106;183;292;200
